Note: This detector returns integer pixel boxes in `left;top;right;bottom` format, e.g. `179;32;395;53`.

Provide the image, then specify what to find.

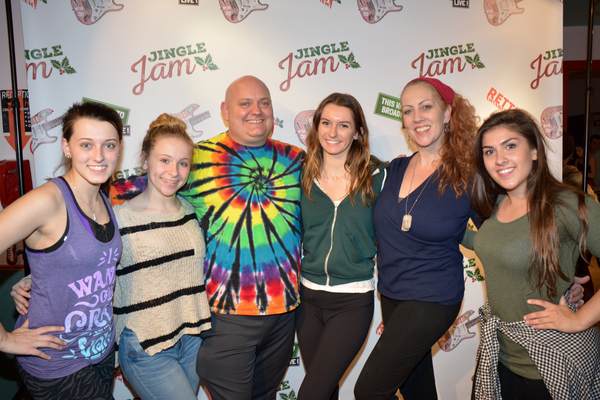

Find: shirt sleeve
558;194;600;259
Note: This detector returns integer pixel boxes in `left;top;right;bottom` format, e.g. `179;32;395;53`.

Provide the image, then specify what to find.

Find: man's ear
221;101;229;122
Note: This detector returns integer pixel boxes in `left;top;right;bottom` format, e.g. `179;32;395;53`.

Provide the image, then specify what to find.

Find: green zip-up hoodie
301;160;386;286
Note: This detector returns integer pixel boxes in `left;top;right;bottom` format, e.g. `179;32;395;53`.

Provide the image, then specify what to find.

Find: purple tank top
16;178;122;379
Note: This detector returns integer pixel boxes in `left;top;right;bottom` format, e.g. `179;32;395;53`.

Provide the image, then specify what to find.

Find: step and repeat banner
11;1;562;399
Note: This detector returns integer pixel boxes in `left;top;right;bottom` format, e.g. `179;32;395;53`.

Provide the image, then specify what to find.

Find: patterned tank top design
16;177;122;379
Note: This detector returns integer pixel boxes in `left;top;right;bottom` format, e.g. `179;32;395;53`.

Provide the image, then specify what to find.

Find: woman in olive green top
466;109;600;399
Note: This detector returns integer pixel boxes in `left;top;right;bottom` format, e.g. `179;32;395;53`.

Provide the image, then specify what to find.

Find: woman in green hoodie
295;93;385;400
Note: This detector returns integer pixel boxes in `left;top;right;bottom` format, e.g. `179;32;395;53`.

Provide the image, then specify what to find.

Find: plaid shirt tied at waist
473;295;600;400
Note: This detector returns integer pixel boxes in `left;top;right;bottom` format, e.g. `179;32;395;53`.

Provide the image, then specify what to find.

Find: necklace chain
323;168;345;181
69;175;97;221
401;154;434;232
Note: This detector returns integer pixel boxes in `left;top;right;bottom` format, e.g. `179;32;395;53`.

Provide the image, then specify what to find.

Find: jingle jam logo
530;48;562;90
484;0;524;26
463;257;484;283
486;87;518;111
71;0;124;25
131;42;219;95
278;41;360;92
540;106;562;139
25;45;77;80
411;43;485;79
358;0;403;24
219;0;269;23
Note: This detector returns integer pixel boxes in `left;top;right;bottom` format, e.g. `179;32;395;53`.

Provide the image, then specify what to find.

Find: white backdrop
7;1;563;399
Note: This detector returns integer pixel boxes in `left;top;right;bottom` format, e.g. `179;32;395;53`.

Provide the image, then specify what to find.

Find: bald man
179;76;304;400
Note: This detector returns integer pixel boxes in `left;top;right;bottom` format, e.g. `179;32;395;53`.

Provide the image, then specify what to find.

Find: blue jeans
118;328;202;400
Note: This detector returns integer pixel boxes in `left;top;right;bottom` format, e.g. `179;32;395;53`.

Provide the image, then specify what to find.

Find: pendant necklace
69;175;98;221
400;155;434;232
323;169;344;181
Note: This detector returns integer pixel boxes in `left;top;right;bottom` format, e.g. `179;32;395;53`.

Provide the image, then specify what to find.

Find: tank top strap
52;177;96;237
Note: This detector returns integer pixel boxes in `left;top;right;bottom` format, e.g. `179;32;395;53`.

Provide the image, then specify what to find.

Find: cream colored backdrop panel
15;1;562;399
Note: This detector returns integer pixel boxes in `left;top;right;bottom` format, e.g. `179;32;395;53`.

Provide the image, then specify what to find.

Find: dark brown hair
302;93;379;206
472;109;589;299
58;102;123;195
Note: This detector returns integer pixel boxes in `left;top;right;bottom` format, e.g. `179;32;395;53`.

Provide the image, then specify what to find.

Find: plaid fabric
474;295;600;400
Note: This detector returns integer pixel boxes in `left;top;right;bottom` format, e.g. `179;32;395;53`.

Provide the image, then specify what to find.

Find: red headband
407;77;455;105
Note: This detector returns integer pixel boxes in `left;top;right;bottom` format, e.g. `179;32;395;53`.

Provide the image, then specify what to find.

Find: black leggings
471;361;552;400
295;285;374;400
17;344;115;400
354;295;461;400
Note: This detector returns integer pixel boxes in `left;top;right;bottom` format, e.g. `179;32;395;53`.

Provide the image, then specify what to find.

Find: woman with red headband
354;78;480;400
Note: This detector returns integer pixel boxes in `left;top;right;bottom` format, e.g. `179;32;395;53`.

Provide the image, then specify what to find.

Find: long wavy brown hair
401;80;480;197
302;93;380;206
471;109;589;299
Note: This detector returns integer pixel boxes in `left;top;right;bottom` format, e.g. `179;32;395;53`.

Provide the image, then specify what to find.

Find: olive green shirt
463;193;600;379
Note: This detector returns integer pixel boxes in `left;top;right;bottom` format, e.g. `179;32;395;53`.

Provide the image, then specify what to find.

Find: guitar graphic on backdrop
294;110;315;146
71;0;124;25
438;309;481;352
219;0;269;24
171;105;211;139
30;109;63;153
484;0;524;26
357;0;403;24
540;106;563;139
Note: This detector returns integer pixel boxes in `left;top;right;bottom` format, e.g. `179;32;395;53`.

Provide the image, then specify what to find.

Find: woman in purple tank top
0;102;123;400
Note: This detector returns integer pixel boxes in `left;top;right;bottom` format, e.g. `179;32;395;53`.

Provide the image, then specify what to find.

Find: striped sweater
112;197;211;357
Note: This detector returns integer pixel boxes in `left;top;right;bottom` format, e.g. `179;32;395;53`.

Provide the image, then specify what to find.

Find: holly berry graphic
465;53;485;70
338;52;361;70
195;54;219;71
50;57;76;76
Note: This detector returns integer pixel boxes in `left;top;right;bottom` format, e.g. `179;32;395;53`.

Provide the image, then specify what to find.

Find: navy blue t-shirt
373;154;479;305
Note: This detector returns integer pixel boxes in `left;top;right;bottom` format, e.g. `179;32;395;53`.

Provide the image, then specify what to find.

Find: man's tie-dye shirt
179;132;304;316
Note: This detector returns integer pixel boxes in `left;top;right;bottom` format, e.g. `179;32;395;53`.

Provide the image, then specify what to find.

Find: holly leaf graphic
288;390;297;400
474;268;485;281
465;55;474;65
196;55;219;70
61;57;69;68
349;60;361;69
51;59;61;69
475;61;486;69
474;54;481;63
280;394;289;400
338;54;348;64
64;66;77;74
466;270;474;278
